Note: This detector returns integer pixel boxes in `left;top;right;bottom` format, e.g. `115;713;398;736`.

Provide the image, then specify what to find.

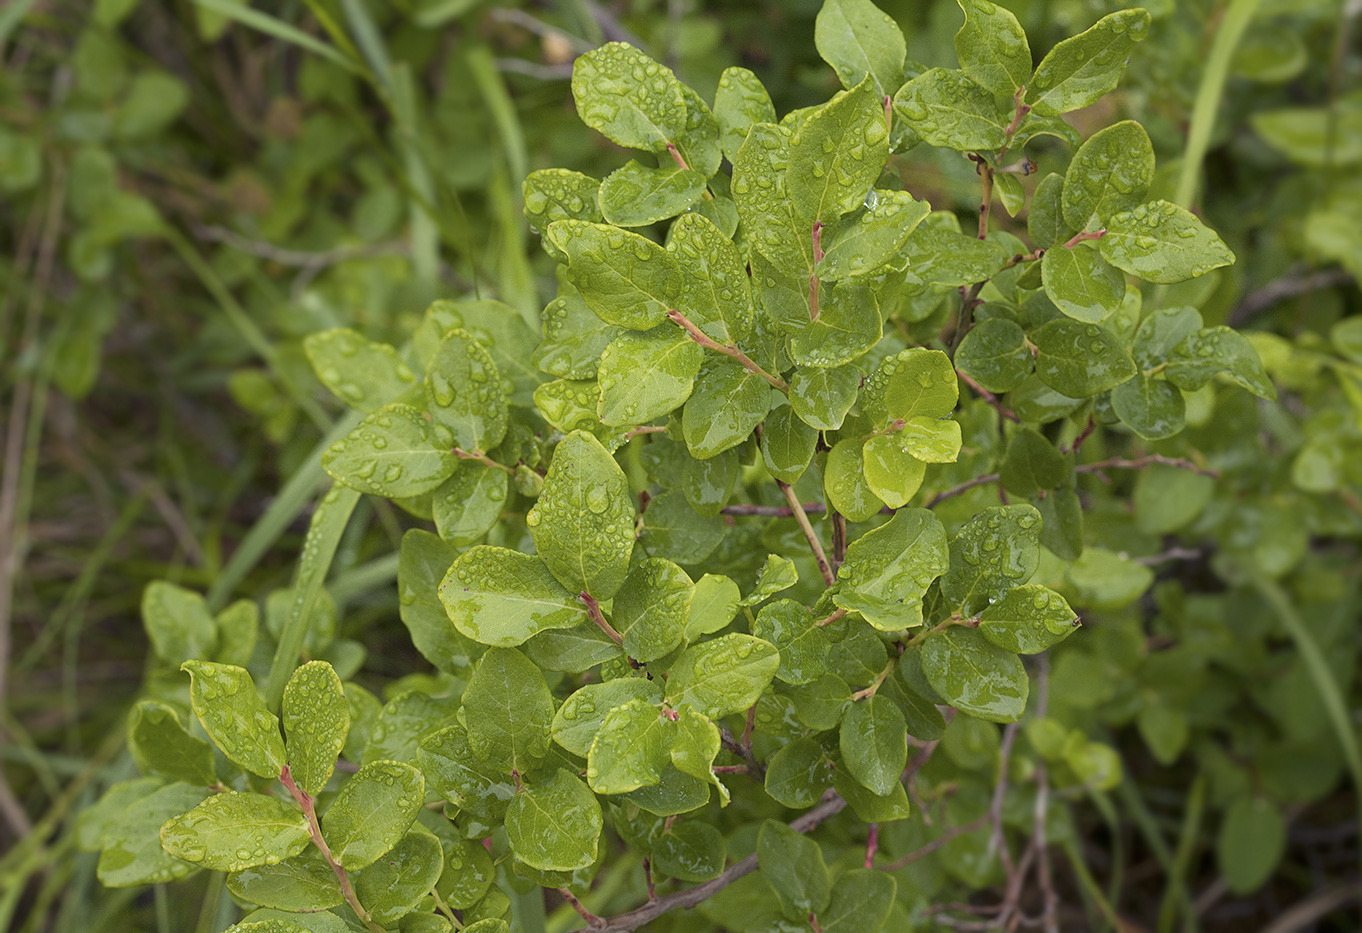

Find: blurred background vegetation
0;0;1358;930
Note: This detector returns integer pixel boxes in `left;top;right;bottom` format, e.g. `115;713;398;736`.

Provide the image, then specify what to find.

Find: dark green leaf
954;0;1031;95
1041;242;1125;323
682;357;770;458
616;558;694;662
127;700;217;786
753;599;830;685
978;584;1079;653
425;330;507;453
1061;121;1153;228
653;822;726;881
839;695;907;796
1111;376;1185;439
352;829;444;926
1032;318;1136;397
815;0;906;97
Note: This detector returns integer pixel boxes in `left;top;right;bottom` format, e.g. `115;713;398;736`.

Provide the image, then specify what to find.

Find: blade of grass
263;484;361;710
164;228;331;431
190;0;365;75
1156;774;1205;933
1174;0;1261;210
1254;577;1362;895
205;410;362;612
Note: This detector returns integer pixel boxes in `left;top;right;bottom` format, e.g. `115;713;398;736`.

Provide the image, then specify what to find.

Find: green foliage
20;0;1362;931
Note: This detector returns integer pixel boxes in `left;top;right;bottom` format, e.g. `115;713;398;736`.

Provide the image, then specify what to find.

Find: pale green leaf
160;792;309;872
615;558;694;662
439;546;584;647
977;584;1079;653
508;769;602;871
824;438;884;522
552;678;663;757
303;328;417;413
597;328;704;426
815;0;906;97
425;329;507;453
598;161;705;227
1097;200;1235;284
894;68;1008;151
670;212;755;344
282;661;348;797
714;67;777;163
954;0;1031;95
182;660;285;779
1061;121;1153;229
321;403;456;498
549;220;683;331
1041;241;1125;323
586;699;672;794
571;42;687;153
789;75;888;225
1026;10;1152;116
665;634;781;718
834;508;947;630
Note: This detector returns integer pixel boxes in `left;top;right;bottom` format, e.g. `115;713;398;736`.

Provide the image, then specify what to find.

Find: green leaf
529;430;636;600
789;75;888;225
571;42;687;153
418;725;516;819
818;869;896;933
1026;10;1152;116
586;698;672;794
956;318;1031;393
640;489;726;564
553;678;663;757
753;599;830;685
1111;376;1185;439
840;695;907;797
1097;201;1235;284
894;69;1008;151
214;599;259;668
509;768;604;873
523;169;602;237
999;427;1067;497
182;660;285;779
432;463;508;547
1217;797;1286;895
815;0;906;97
1134;464;1214;535
1032;318;1136;397
436;839;496;909
549;220;683;330
686;574;742;640
653;821;726;881
862;346;959;426
322;403;456;499
439;546;584;647
792;284;883;369
732;123;813;277
757;820;831;920
741;555;800;607
714;67;777;163
762;405;819;483
1041;242;1125;323
425;330;507;453
127;700;217;786
834;509;949;631
352;829;445;927
227;850;342;912
524;623;623;673
765;738;834;808
1165;327;1277;400
895;416;963;463
861;435;927;509
534;277;623;380
462;648;555;773
675;83;723;177
1061;121;1154;229
142;581;218;666
622;765;711;815
670;706;727;803
1065;547;1153;610
281;661;348;797
598;161;706;228
940;504;1041;613
818;190;932;280
683;448;738;516
920;627;1029;723
1131;306;1203;370
833;767;912;823
824;438;885;522
615;558;694;662
321;760;424;870
954;0;1031;95
682;358;770;458
160;792;310;872
597;328;704;426
789;365;860;431
978;584;1079;653
96;783;210;887
1250;96;1362;167
670;212;754;344
1027;173;1069;248
995;171;1025;216
666;634;781;718
398;531;480;676
303;328;418;414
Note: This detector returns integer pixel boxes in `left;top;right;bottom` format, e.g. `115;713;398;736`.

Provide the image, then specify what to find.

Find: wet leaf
507;769;603;871
920;628;1028;723
303;329;417;413
815;0;906;97
758;820;830;919
839;695;907;796
753;599;830;685
571;42;687;153
665;634;781;718
182;660;285;780
586;698;672;794
160;792;309;872
940;504;1042;613
352;829;444;927
834;509;949;630
1061;121;1153;229
1098;200;1235;284
1026;10;1152;116
281;661;349;796
462;647;555;773
322;403;456;499
978;584;1079;653
439;546;584;647
789;75;887;224
320;760;424;870
1032;318;1136;397
1041;241;1125;323
127;699;217;786
682;357;770;458
954;0;1031;95
894;68;1008;151
549;220;683;331
598;161;705;227
424;329;507;453
714;67;777;163
597;328;704;426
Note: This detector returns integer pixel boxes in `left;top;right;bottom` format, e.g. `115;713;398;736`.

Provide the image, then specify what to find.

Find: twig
956;369;1021;423
454;447;515;474
280;767;384;933
778;481;835;586
1034;656;1059;933
1077;455;1218;479
590;793;846;933
667;309;789;392
881;813;990;871
579;592;624;646
817;608;848;628
1231;266;1354;325
927;473;1002;509
987;723;1021;881
487;8;594;53
719;728;763;777
720;502;827;517
560;888;604;928
1260;880;1362;933
831;511;847;573
865;823;879;869
625;425;668;439
644;858;656;902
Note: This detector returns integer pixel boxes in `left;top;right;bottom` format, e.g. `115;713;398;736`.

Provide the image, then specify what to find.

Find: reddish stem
579;592;624;646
